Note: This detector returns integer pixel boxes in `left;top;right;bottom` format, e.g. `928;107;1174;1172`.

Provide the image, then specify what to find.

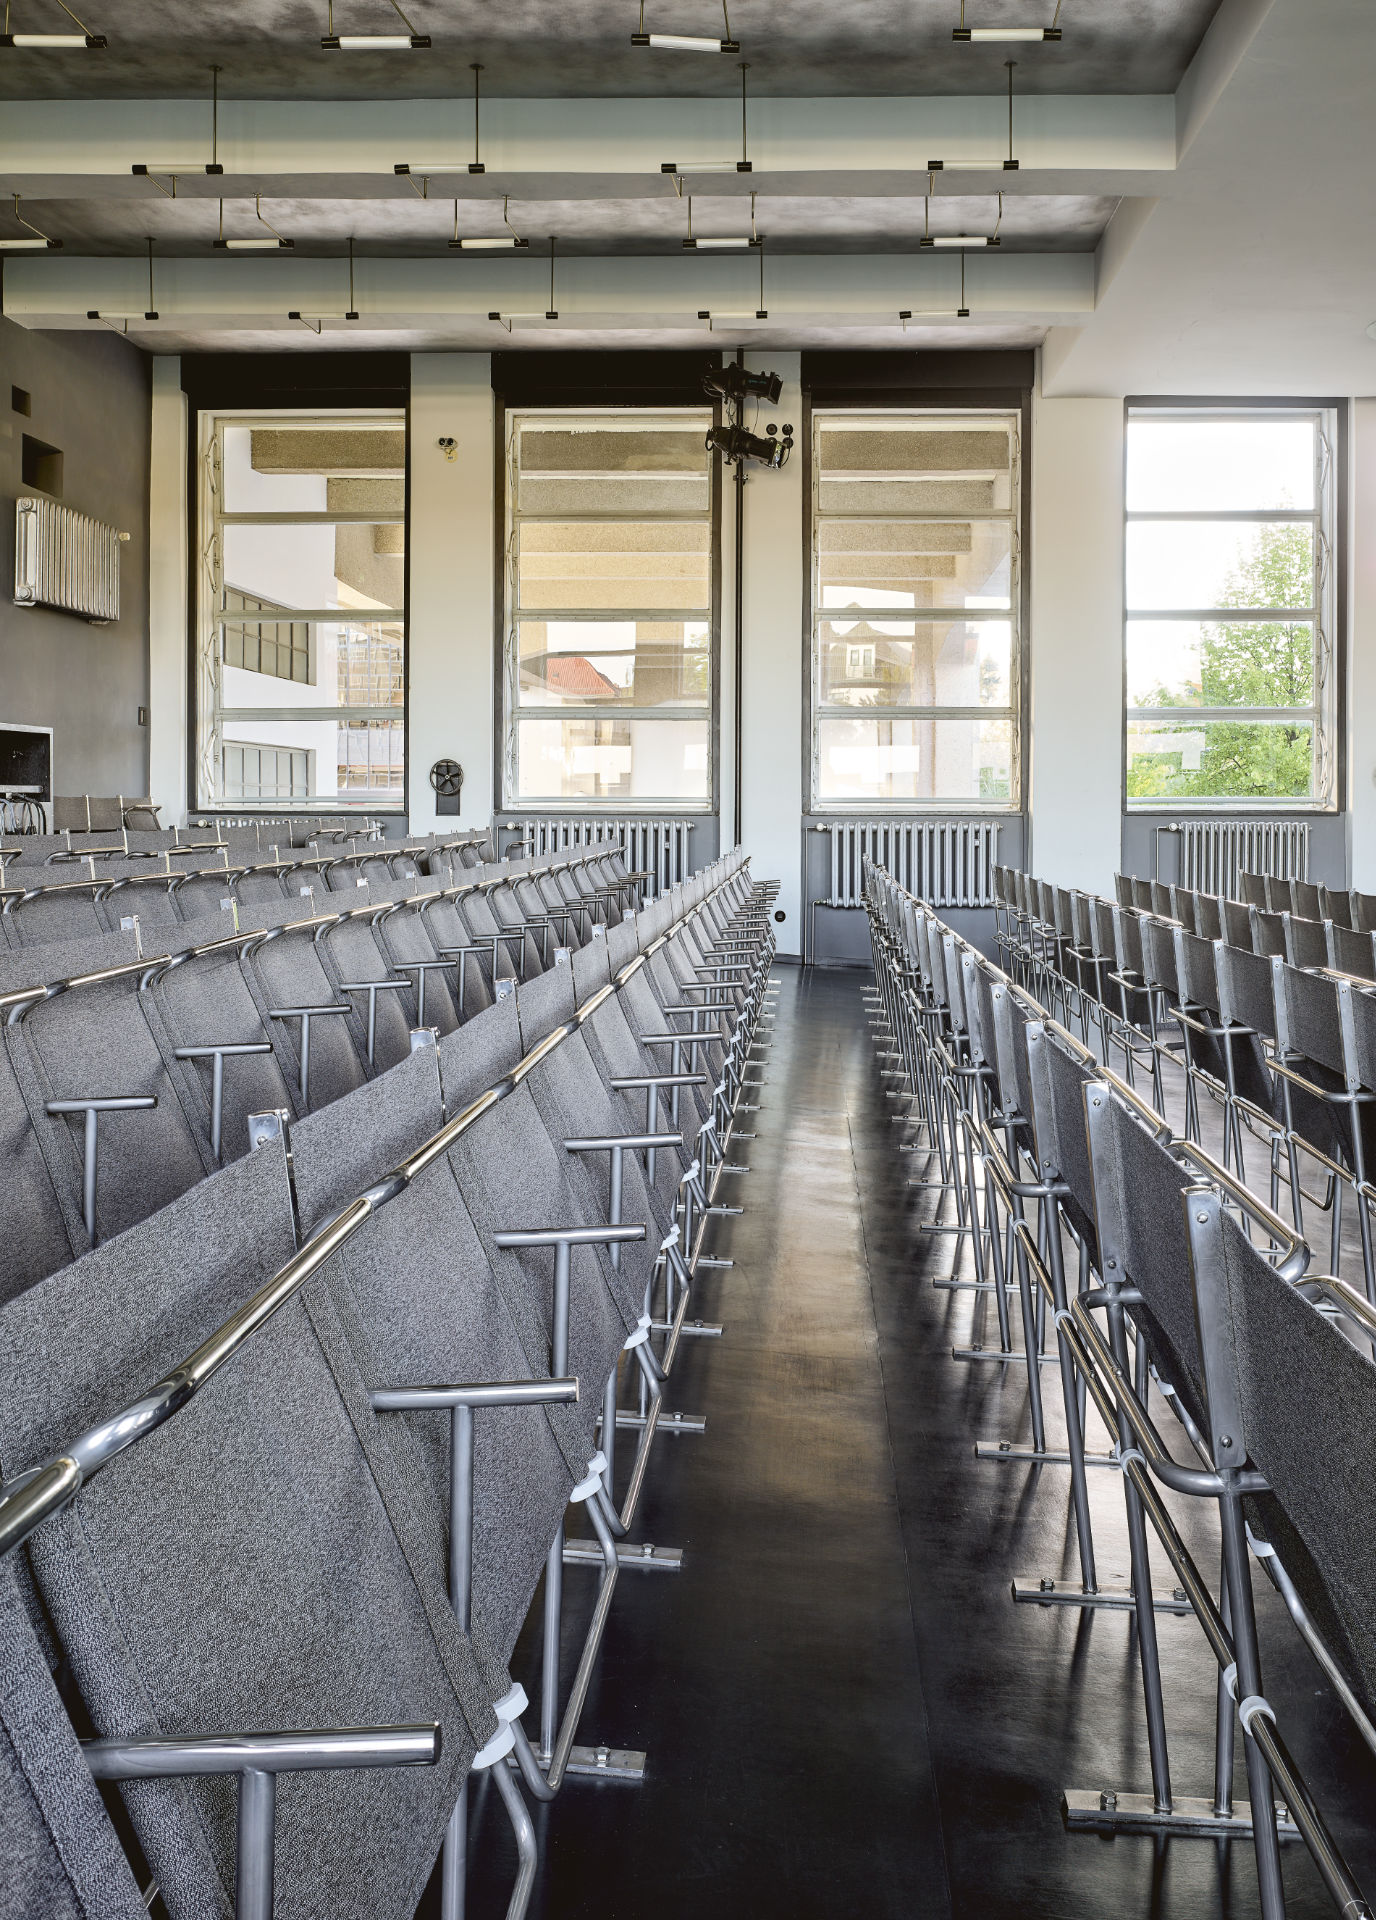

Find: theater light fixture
322;0;429;49
702;362;781;405
134;65;224;193
0;0;105;46
920;178;1002;248
451;194;528;249
953;0;1061;39
0;194;61;248
706;421;793;469
215;194;293;249
399;65;490;188
663;59;753;174
632;0;738;52
683;190;760;249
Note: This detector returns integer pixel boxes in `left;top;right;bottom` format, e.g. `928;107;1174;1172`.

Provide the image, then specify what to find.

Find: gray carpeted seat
0;1144;503;1920
243;917;371;1111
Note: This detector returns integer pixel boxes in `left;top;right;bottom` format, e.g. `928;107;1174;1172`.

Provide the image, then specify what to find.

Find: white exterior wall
147;356;188;825
1349;399;1376;891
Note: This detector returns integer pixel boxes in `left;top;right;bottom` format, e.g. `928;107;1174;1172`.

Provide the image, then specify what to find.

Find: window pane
1126;718;1314;802
221;422;405;514
516;718;709;803
222;522;404;614
818;518;1011;610
1126;620;1314;710
815;421;1015;515
336;719;405;799
516;521;710;613
818;619;1011;707
518;620;709;707
1126;419;1315;513
1126;520;1314;613
515;425;709;516
817;715;1013;804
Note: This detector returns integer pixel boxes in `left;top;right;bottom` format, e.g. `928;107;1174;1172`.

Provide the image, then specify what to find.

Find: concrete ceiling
0;0;1223;101
13;191;1116;256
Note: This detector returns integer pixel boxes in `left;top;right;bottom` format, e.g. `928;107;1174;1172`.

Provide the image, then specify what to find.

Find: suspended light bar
214;193;294;249
632;1;738;52
0;0;104;46
322;0;428;47
682;189;760;249
899;252;970;322
0;194;61;248
953;0;1061;39
920;180;1003;248
450;193;528;249
134;64;224;188
662;59;753;174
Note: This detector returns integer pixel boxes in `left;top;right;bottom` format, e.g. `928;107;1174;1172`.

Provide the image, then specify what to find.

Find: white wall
407;353;495;834
1349;399;1376;891
147;355;187;825
738;352;803;955
1027;390;1124;893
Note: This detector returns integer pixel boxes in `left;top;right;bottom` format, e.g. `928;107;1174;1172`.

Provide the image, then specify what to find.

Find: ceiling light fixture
662;58;752;174
345;235;359;318
632;0;738;52
215;193;293;249
953;0;1061;40
134;64;224;194
924;61;1020;169
143;236;158;320
898;251;970;323
0;0;105;47
919;175;1002;247
396;62;489;187
0;193;62;248
451;193;528;249
682;188;760;249
322;0;429;50
487;232;559;328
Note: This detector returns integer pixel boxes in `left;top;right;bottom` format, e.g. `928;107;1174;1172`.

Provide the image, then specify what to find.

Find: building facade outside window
502;407;717;810
1124;406;1338;809
194;410;406;810
809;409;1023;811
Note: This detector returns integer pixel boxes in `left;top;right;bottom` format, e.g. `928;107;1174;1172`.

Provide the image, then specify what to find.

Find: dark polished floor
444;965;1376;1920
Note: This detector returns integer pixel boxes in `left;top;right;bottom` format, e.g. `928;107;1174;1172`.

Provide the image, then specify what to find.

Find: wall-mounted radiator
808;818;1000;958
1165;818;1311;896
14;496;129;623
502;815;694;898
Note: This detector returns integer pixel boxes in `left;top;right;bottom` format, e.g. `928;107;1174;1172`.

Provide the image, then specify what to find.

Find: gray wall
0;317;151;802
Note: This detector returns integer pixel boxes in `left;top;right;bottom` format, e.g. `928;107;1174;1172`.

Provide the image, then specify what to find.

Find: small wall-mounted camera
437;436;458;463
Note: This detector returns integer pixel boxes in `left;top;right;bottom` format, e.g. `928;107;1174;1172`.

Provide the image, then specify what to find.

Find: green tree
1127;522;1315;800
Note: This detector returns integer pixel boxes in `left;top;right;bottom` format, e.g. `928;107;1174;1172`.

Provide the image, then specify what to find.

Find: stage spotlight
702;364;782;406
706;421;793;470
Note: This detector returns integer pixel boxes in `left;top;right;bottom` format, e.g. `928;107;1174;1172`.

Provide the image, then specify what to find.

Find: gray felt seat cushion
0;1569;151;1920
436;995;523;1120
0;1147;500;1920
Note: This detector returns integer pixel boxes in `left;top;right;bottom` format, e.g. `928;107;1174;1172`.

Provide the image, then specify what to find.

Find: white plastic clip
570;1450;607;1504
1238;1693;1277;1735
659;1222;681;1254
623;1312;654;1352
472;1721;516;1769
494;1682;528;1724
1115;1446;1147;1477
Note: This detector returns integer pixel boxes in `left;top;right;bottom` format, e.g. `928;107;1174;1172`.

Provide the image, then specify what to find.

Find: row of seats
1113;871;1376;978
0;845;778;1920
0;847;657;1295
992;863;1376;1292
866;861;1376;1920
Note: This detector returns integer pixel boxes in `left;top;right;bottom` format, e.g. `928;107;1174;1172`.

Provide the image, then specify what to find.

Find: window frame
497;402;721;815
192;404;408;816
1122;399;1344;815
806;402;1026;816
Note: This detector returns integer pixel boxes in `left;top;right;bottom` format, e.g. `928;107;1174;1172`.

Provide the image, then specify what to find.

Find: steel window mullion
514;608;710;624
218;512;405;527
817;705;1014;722
1128;707;1318;725
1126;509;1319;525
1126;606;1317;623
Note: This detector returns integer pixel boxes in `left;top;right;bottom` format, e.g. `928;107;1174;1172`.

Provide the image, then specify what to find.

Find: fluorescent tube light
3;30;104;44
322;32;428;47
219;236;293;249
953;25;1058;38
453;235;528;249
662;159;751;174
0;236;49;248
133;162;223;176
683;235;753;249
921;235;998;247
633;31;737;49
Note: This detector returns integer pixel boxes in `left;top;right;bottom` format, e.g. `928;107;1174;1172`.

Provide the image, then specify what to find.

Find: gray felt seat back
244;923;370;1110
0;1146;499;1920
5;885;107;948
314;915;418;1074
418;895;495;1023
150;942;300;1157
94;877;185;935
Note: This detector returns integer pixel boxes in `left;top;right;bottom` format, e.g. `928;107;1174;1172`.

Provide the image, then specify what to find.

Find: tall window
196;411;406;810
503;409;715;809
1124;407;1337;809
810;410;1022;811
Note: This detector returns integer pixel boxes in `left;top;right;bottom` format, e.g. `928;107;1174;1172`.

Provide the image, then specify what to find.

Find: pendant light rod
1004;60;1019;168
0;192;62;248
346;234;359;319
470;62;485;173
546;234;558;320
144;236;158;320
